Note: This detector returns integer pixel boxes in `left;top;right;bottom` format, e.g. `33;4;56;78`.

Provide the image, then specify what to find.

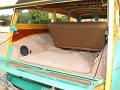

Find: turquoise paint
0;57;105;90
0;57;8;61
8;59;98;82
0;58;89;81
10;59;105;86
112;39;120;90
7;45;13;59
0;66;89;90
8;74;50;90
10;25;18;32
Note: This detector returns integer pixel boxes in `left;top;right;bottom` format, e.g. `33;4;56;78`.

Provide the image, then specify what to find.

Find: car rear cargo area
12;33;107;79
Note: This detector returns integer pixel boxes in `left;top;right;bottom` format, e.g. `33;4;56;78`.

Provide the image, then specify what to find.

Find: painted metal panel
112;39;120;90
0;57;105;90
8;74;50;90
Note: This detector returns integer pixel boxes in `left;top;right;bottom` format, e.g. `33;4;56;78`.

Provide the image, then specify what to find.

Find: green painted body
0;57;104;90
7;45;13;59
7;74;51;90
112;39;120;90
10;25;18;32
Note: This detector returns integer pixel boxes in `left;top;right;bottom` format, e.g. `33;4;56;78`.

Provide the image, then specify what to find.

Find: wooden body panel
12;24;49;42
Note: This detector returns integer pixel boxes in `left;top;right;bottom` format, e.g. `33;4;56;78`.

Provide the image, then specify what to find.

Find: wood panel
12;29;49;42
16;24;48;30
12;24;49;42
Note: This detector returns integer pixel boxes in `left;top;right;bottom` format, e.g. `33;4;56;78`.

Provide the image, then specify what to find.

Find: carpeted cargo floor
12;33;107;77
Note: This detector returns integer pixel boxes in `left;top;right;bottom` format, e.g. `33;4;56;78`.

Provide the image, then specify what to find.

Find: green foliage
56;16;68;22
0;15;11;25
18;10;51;24
18;10;69;24
56;17;62;22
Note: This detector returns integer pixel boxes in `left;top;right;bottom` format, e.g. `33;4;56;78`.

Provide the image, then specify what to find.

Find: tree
0;15;11;25
18;10;51;24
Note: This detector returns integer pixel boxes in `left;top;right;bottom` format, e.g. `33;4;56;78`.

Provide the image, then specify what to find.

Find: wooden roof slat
0;0;107;19
0;0;82;10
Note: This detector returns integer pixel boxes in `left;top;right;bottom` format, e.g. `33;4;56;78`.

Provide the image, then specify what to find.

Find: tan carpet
12;33;107;77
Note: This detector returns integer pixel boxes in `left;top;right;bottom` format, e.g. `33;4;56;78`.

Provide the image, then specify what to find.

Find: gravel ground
0;33;8;90
0;32;19;90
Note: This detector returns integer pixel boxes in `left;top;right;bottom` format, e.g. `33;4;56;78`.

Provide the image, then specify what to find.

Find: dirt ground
0;32;8;57
0;32;18;90
0;32;8;90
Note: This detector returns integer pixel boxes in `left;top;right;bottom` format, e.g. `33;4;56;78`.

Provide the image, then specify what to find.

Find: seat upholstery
48;22;107;51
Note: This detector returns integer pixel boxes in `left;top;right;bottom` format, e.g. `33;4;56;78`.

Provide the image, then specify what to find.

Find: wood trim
105;0;119;90
0;0;80;10
16;24;48;30
93;84;105;90
6;10;21;58
12;29;49;42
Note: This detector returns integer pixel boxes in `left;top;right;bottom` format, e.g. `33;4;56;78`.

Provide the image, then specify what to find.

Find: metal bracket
10;25;17;32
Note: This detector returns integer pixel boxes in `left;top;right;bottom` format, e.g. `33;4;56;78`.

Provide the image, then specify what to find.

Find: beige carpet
12;33;107;77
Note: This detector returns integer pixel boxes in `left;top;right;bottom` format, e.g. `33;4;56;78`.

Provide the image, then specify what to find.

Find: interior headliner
19;0;107;19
